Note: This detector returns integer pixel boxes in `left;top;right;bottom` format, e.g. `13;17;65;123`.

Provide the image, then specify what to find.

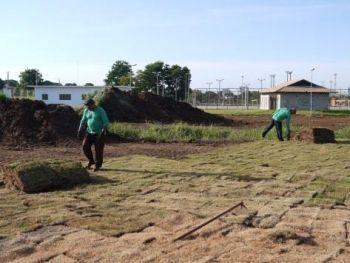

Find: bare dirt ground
1;140;350;262
0;141;230;166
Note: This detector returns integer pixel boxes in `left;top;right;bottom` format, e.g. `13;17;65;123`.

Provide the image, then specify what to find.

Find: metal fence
190;88;262;109
190;88;350;110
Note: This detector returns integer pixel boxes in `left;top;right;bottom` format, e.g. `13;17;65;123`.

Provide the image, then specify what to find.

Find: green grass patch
335;127;350;139
109;122;296;142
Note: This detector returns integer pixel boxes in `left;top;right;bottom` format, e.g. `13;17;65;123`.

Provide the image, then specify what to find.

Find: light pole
129;64;137;87
185;73;190;102
216;79;224;106
206;82;213;106
257;78;265;92
310;68;315;115
153;71;161;95
244;83;250;109
175;77;181;101
270;74;276;87
162;75;165;96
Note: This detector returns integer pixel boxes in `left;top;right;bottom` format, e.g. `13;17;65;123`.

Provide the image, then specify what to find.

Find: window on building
42;94;48;100
59;94;71;100
82;94;87;100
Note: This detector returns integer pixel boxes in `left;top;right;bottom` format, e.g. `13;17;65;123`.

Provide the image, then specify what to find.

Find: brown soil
0;141;231;167
0;99;79;146
99;88;236;125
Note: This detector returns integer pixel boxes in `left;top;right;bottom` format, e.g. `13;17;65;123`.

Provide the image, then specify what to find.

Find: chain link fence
189;88;350;110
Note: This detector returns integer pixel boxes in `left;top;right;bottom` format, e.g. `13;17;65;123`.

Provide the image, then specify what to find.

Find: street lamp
216;79;224;106
310;68;315;115
153;71;161;95
257;78;265;93
206;82;213;106
129;64;137;87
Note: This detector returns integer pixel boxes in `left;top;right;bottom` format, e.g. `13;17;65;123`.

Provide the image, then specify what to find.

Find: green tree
43;80;62;86
134;61;191;101
7;80;19;87
0;78;4;89
105;60;132;85
64;83;77;86
19;69;43;90
84;83;94;86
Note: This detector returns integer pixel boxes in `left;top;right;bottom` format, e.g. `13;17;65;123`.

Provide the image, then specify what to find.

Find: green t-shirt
80;106;109;135
272;108;291;131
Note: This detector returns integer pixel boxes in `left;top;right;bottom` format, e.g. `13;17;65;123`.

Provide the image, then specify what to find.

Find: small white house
260;79;330;110
31;85;133;107
2;84;14;98
30;86;104;107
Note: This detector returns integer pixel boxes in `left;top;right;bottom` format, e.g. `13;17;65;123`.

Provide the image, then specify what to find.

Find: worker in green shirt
78;99;109;171
262;107;296;141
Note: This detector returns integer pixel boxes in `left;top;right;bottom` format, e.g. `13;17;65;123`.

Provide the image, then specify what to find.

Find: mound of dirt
2;160;90;193
0;99;80;146
98;88;234;125
291;128;336;143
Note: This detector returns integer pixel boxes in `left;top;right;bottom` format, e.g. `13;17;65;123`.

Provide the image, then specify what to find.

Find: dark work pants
262;119;283;141
82;133;105;168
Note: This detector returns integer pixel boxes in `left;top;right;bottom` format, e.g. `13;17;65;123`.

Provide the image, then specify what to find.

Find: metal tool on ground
173;201;246;242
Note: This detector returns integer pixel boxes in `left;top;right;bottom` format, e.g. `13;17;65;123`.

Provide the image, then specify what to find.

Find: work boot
85;161;95;169
93;166;100;172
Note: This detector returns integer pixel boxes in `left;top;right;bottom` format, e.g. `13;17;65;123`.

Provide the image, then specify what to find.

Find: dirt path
0;141;231;166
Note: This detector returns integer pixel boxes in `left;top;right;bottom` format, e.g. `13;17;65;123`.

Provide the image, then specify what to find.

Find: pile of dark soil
2;160;90;193
98;88;234;125
292;128;336;143
0;99;80;146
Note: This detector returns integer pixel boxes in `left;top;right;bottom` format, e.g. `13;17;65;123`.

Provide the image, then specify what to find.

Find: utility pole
285;71;292;81
257;78;265;93
206;82;213;106
130;64;137;87
334;73;337;91
270;74;276;88
216;79;224;106
244;83;250;109
162;75;165;96
153;71;160;95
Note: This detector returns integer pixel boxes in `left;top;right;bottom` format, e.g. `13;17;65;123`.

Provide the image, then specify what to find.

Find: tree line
1;60;192;100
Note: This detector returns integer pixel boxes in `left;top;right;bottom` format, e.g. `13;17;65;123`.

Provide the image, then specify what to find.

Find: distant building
260;79;330;110
2;84;14;98
31;85;132;107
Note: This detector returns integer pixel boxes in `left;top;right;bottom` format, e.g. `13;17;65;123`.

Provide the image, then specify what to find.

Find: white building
30;85;104;107
260;79;330;110
31;85;132;107
2;84;14;98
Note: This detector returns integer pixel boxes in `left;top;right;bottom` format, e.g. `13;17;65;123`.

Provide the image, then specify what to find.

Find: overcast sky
1;0;349;89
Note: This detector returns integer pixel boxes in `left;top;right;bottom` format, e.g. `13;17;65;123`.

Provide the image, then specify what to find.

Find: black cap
84;98;95;106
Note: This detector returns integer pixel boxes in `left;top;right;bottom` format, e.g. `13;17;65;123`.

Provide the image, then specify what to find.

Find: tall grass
109;122;293;142
335;127;350;139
